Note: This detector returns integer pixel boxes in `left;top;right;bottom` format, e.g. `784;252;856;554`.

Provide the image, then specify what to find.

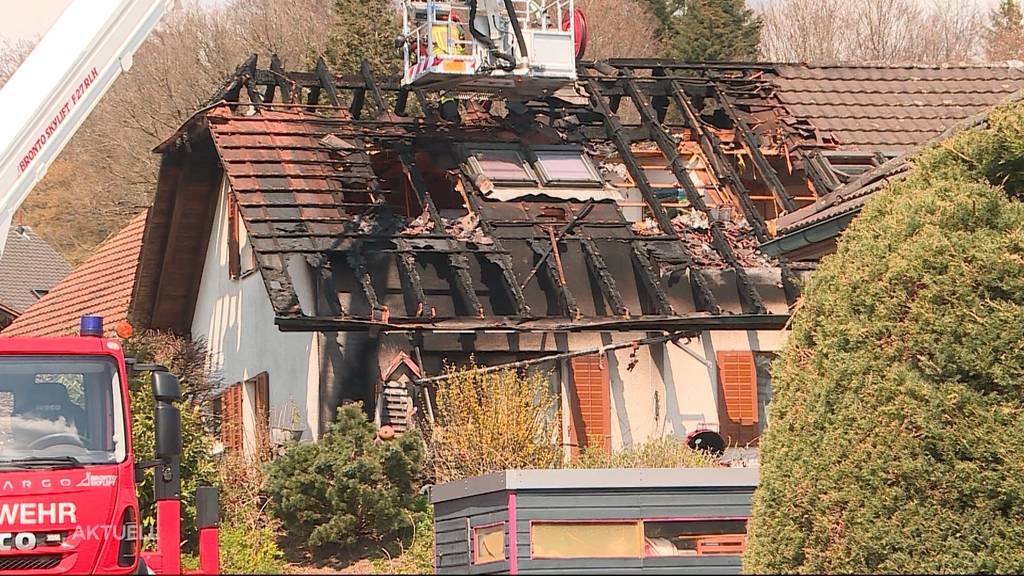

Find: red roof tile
3;211;148;338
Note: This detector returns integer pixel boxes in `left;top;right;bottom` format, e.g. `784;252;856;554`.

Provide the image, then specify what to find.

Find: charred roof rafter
613;66;767;315
584;76;720;315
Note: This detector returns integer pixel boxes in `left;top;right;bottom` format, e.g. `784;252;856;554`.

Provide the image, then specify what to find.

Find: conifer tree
663;0;761;61
986;0;1024;61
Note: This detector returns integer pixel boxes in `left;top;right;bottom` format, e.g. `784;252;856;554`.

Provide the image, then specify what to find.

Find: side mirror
155;403;182;460
151;372;182;403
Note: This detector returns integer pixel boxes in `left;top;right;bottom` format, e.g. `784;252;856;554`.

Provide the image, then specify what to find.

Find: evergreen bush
744;103;1024;573
265;403;427;551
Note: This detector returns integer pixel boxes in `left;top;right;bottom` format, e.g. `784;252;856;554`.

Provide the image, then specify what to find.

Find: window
568;354;611;455
0;356;127;465
467;148;536;185
531;521;643;559
473;523;506;564
216;383;244;452
248;372;270;450
716;351;774;446
532;149;602;186
644;519;748;557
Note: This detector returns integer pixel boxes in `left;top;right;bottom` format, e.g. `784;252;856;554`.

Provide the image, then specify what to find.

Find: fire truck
0;317;219;574
0;0;220;573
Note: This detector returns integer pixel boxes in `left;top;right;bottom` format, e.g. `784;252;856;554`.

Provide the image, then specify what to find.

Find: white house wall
561;329;788;451
190;176;321;450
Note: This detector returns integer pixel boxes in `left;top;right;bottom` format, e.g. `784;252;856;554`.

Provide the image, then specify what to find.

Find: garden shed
431;467;758;574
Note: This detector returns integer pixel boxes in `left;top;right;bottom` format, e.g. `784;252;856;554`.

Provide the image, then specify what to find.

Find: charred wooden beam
586;77;719;313
458;176;532;317
630;243;673;316
398;149;484;316
530;238;580;318
669;80;801;305
315;56;342;107
263;54;287;104
394;238;428;317
346;246;380;313
620;71;766;314
712;84;797;213
580;237;628;317
360;60;390;118
395;89;410;117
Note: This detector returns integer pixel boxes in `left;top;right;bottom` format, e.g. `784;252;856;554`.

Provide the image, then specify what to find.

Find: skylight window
468;149;536;185
532;149;602;186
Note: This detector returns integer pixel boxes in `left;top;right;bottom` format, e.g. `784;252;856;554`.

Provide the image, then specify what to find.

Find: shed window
468;149;535;184
533;150;602;185
473;523;505;564
644;519;748;557
531;521;643;559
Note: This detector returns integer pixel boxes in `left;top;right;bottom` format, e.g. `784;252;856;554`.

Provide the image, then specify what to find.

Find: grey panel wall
435;491;510;575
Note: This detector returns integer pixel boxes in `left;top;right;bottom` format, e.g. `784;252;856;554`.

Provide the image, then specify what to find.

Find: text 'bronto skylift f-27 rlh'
398;0;588;101
0;0;221;574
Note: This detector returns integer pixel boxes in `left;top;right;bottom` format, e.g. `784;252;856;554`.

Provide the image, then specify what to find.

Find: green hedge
744;103;1024;573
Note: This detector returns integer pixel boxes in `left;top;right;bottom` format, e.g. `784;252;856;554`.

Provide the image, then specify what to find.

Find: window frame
529;519;644;560
472;522;506;565
528;146;604;188
642;516;749;558
464;145;538;186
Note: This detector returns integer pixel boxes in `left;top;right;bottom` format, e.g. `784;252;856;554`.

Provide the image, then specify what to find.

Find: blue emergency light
80;315;104;337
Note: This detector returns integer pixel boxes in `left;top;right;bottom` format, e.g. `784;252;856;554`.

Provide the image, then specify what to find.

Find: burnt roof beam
360;60;391;119
712;84;797;213
585;77;719;314
530;238;580;319
346;247;381;315
580;237;629;317
398;150;485;317
619;71;766;315
314;56;342;107
631;243;674;316
394;238;429;317
457;175;532;317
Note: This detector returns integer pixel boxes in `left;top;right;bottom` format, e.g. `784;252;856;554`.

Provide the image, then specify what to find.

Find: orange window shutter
569;354;611;454
716;351;758;425
220;383;243;452
227;193;241;279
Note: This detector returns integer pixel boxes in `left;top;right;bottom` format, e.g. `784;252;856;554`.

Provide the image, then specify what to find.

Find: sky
0;0;1008;44
0;0;221;43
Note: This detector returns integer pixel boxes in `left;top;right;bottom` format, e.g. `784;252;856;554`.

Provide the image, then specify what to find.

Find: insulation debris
671;209;775;269
446;213;493;246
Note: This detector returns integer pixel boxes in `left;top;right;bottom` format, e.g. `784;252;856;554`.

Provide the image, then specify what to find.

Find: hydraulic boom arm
0;0;176;258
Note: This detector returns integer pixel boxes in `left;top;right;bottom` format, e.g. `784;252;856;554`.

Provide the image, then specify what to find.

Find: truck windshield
0;356;127;465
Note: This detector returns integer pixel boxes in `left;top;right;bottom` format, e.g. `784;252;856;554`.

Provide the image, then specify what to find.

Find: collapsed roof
135;56;1024;334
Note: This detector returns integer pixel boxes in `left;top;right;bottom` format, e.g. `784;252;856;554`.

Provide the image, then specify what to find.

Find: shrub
124;332;217;546
744;103;1024;573
219;523;286;574
370;507;435;575
427;362;562;483
265;403;427;551
573;436;721;469
214;451;286;574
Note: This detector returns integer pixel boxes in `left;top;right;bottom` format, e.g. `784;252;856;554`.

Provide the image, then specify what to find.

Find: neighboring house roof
763;90;1024;259
770;64;1024;153
4;211;148;337
133;57;1024;334
0;225;72;315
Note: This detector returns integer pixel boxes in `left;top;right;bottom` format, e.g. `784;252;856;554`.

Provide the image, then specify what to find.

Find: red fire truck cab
0;316;218;574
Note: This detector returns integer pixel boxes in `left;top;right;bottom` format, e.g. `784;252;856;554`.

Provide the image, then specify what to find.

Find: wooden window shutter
716;351;758;446
220;383;243;452
569;354;611;455
227;192;241;279
253;372;270;449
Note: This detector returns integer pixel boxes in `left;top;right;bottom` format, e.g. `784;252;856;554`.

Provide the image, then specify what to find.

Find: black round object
686;429;725;456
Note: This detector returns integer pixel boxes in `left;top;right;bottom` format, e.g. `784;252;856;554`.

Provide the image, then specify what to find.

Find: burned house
130;56;1023;455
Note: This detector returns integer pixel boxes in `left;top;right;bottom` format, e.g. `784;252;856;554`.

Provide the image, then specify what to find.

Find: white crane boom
0;0;176;258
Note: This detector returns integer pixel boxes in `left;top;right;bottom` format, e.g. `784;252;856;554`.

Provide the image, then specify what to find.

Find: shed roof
0;226;71;315
431;467;760;503
4;211;148;337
